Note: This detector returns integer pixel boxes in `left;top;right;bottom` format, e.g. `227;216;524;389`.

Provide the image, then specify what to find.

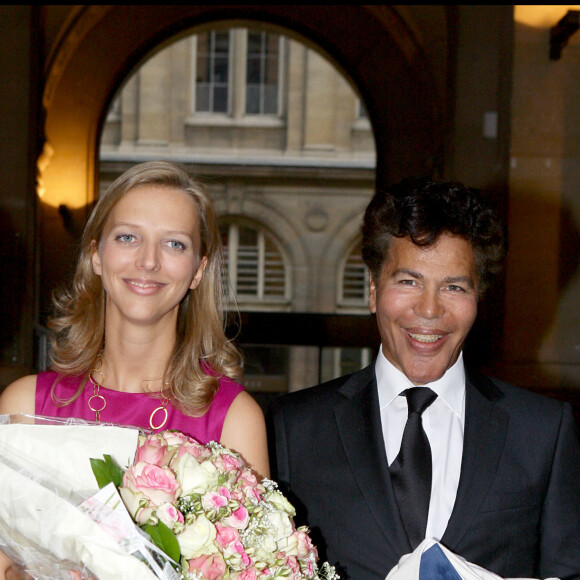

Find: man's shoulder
467;367;568;418
269;364;375;414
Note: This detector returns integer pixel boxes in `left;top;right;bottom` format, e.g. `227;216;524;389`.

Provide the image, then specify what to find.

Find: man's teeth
408;333;442;343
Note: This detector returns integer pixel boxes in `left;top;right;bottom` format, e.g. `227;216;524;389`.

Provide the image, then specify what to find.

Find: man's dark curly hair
361;178;506;295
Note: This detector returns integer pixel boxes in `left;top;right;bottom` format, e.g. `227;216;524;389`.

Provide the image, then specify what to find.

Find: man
267;179;580;580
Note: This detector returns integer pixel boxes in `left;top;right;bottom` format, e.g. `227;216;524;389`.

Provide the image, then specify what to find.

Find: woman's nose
136;241;160;271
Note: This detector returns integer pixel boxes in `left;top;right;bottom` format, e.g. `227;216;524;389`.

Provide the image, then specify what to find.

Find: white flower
173;454;219;495
265;490;296;516
264;511;293;541
177;514;218;559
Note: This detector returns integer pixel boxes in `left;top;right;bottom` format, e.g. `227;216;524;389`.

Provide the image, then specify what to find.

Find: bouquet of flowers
0;415;338;580
92;429;339;580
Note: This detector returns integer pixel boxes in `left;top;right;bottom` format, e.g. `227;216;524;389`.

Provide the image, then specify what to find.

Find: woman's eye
115;234;135;243
167;240;186;250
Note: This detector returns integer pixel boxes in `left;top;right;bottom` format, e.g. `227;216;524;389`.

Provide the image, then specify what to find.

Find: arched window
220;221;289;305
339;240;369;306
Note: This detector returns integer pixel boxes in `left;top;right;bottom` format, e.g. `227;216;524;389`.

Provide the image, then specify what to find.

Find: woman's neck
99;319;177;393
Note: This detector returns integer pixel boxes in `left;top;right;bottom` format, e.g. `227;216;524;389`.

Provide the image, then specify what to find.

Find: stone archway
38;5;446;307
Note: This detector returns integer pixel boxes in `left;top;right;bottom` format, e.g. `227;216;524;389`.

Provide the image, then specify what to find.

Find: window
221;222;288;302
195;31;230;113
246;31;280;115
340;241;369;304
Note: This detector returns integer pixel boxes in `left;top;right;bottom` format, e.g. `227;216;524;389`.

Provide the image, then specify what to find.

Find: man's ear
91;241;102;276
369;273;377;314
190;256;208;290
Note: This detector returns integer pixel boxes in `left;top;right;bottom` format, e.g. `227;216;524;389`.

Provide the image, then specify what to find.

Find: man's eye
447;285;465;292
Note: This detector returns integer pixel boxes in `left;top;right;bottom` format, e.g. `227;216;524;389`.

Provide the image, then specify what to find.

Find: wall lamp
550;10;579;60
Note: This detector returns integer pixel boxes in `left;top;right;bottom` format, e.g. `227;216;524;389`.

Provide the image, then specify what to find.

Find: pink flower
215;522;240;548
236;469;258;488
202;487;230;511
136;434;176;467
156;502;184;528
286;556;300;573
217;452;243;472
188;553;227;580
233;540;252;566
223;505;249;529
122;461;181;506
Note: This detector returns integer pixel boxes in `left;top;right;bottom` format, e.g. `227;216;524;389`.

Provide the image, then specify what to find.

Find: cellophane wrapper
0;414;179;580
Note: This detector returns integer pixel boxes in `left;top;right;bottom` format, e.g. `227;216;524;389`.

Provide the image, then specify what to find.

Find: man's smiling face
369;233;479;385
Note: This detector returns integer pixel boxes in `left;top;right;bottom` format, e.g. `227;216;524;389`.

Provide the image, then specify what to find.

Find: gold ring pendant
88;394;106;421
150;405;168;430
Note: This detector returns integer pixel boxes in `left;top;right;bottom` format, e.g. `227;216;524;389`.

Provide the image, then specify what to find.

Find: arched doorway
38;4;446;315
36;6;447;393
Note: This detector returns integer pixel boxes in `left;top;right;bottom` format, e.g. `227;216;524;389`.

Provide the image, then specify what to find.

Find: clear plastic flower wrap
0;414;339;580
0;414;178;579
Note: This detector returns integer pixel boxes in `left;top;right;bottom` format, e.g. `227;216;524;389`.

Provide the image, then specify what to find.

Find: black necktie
389;387;438;549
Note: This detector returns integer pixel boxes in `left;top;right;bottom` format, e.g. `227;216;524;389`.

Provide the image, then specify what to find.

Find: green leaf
90;455;125;489
143;521;181;563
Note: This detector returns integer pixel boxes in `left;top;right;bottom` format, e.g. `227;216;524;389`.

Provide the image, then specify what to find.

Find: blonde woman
0;161;269;577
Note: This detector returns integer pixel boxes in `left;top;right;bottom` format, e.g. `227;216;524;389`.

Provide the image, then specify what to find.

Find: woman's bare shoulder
0;374;37;415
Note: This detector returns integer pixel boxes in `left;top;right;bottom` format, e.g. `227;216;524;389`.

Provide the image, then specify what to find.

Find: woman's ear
91;240;102;276
190;256;208;290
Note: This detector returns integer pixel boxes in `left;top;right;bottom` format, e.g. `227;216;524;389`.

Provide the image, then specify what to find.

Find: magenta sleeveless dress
35;371;244;444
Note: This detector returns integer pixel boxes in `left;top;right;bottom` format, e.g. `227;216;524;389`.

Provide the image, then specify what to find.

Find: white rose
265;490;295;516
174;454;219;495
177;515;218;559
265;511;293;541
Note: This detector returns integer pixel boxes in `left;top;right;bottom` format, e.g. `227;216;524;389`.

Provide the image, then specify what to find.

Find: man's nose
413;289;444;318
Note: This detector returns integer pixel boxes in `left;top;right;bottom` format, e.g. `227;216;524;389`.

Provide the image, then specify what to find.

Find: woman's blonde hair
48;161;242;415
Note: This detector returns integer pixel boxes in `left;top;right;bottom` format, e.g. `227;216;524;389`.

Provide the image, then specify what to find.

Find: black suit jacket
267;364;580;580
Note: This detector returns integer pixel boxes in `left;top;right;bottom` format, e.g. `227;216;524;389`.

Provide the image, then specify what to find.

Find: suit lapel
441;369;509;549
333;365;412;558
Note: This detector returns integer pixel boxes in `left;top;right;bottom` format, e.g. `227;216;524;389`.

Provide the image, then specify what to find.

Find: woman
0;161;269;578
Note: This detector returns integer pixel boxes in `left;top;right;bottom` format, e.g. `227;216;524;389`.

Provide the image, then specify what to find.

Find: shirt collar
375;348;466;418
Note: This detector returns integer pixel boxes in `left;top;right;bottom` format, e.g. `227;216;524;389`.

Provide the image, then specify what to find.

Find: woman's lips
124;278;167;292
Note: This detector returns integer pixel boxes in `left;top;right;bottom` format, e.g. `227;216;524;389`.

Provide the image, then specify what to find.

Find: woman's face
91;184;207;329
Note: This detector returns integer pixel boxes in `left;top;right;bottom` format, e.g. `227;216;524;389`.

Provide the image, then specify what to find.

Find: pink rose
156;502;184;528
295;530;317;558
216;452;243;473
202;487;231;511
123;461;181;506
233;540;252;566
236;469;258;488
188;553;227;580
215;522;240;548
136;434;176;467
223;505;249;529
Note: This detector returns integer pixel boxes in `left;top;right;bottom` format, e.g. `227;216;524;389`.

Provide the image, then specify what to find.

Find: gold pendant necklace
88;355;169;430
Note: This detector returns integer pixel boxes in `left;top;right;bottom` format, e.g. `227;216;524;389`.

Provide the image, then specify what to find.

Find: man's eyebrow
391;268;423;279
391;269;476;288
444;275;476;288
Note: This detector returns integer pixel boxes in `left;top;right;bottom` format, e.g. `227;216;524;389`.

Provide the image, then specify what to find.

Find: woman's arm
0;376;36;580
0;375;36;416
221;391;270;479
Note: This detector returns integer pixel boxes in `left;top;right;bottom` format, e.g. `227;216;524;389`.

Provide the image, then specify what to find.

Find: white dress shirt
375;348;466;541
